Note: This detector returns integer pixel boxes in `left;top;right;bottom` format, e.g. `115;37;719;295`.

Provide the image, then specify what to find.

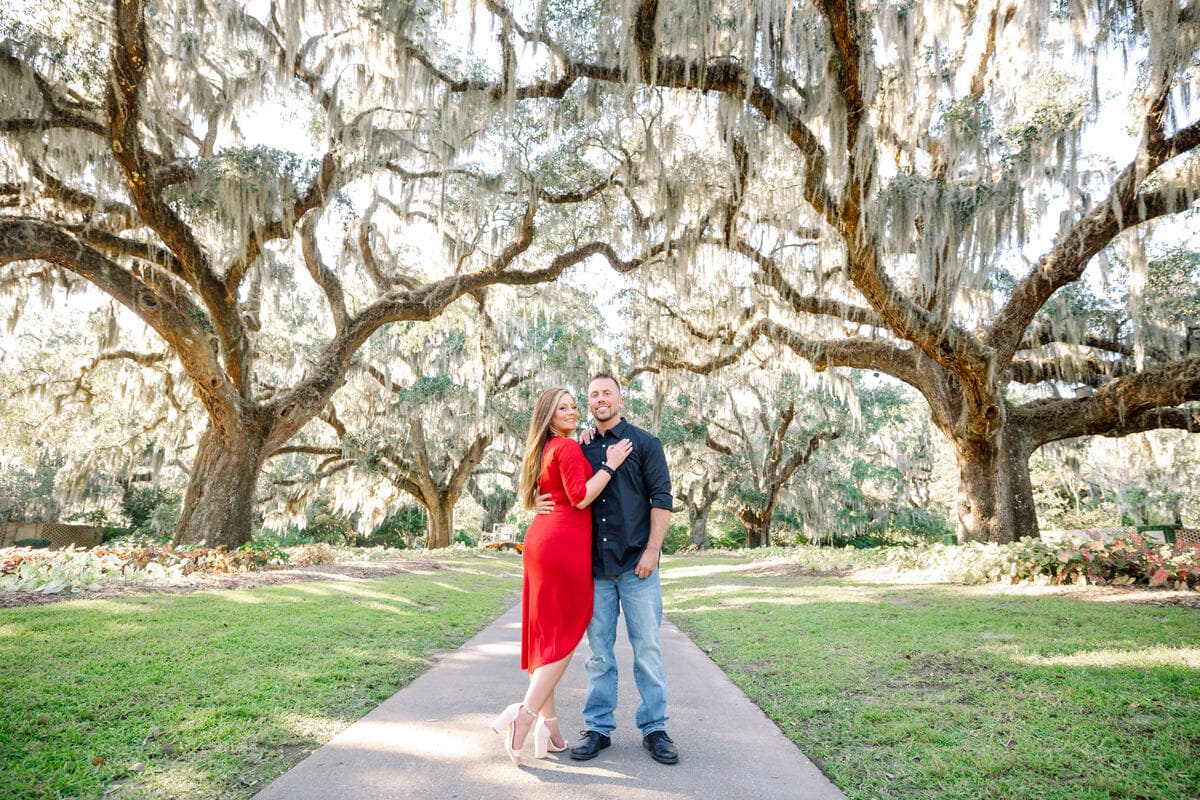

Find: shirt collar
597;417;629;439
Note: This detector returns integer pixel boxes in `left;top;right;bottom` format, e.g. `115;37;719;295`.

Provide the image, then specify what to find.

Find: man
570;372;678;765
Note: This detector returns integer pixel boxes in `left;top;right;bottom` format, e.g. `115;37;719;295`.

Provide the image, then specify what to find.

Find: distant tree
648;370;839;548
265;286;605;548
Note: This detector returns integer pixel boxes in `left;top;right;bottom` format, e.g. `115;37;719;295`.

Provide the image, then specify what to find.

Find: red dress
521;435;595;672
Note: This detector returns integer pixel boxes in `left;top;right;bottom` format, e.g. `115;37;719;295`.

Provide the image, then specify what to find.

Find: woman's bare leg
512;653;573;749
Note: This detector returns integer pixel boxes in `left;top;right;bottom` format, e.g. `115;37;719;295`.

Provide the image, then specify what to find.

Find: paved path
253;605;846;800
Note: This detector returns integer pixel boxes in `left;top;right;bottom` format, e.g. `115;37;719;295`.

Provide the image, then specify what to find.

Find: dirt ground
0;558;441;609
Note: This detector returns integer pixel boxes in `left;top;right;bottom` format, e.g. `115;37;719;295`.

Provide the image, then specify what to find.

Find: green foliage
365;505;427;549
998;68;1086;161
171;145;318;217
62;508;113;527
120;484;182;541
934;94;992;142
236;540;290;568
662;523;690;555
302;499;359;546
869;506;955;545
452;530;475;547
13;538;50;548
0;460;61;523
0;2;108;92
705;509;747;550
394;373;461;404
1144;246;1200;324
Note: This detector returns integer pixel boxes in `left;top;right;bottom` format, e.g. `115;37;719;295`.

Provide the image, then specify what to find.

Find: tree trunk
689;500;713;549
952;426;1037;543
684;482;718;549
173;423;268;549
424;496;456;549
479;500;511;538
734;504;773;548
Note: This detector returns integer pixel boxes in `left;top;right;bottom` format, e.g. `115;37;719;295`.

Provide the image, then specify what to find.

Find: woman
490;386;632;766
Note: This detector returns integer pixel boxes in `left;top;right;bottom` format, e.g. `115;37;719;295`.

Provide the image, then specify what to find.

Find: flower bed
881;534;1200;588
0;542;335;595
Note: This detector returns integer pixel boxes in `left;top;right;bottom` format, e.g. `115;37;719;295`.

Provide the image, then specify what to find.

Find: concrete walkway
253;605;846;800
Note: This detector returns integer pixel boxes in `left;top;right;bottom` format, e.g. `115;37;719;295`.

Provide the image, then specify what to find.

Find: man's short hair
590;371;622;395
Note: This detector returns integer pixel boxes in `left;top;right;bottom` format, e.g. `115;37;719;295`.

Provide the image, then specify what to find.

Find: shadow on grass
0;567;519;800
664;570;1199;800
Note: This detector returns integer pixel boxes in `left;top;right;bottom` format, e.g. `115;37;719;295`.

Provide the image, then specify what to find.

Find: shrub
120;485;182;541
881;535;1200;588
367;505;427;549
285;543;337;566
13;538;50;548
0;542;294;594
662;524;690;555
1014;534;1199;589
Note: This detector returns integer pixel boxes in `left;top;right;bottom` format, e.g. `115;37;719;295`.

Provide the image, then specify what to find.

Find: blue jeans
582;567;669;737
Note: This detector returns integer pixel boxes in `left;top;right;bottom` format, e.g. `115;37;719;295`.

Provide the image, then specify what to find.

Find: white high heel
489;703;535;765
534;715;568;758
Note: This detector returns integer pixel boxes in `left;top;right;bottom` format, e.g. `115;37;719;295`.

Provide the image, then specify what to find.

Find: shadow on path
253;605;846;800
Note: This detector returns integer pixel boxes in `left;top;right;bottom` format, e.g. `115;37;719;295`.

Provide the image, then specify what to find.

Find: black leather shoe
643;730;679;764
569;730;611;760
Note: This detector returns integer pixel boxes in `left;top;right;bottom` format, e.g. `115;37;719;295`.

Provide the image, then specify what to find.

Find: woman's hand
604;438;633;471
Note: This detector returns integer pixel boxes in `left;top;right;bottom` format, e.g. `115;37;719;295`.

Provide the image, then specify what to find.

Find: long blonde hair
519;387;571;509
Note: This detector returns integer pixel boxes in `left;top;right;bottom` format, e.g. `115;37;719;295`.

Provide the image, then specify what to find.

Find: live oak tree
640;363;840;548
410;0;1200;541
271;312;504;550
654;384;725;549
0;1;654;547
699;378;839;548
266;285;606;548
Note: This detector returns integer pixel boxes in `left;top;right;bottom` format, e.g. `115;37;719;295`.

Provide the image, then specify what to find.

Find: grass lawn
661;557;1200;800
0;553;521;800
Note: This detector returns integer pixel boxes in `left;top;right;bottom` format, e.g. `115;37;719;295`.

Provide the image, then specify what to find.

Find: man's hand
634;546;660;579
534;493;554;515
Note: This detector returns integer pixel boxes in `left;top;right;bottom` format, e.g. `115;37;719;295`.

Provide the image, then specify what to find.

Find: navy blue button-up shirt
580;418;673;577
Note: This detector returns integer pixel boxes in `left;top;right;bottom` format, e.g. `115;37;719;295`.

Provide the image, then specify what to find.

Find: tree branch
0;218;237;423
107;0;250;394
1012;356;1200;446
987;101;1200;367
265;236;666;451
299;212;349;332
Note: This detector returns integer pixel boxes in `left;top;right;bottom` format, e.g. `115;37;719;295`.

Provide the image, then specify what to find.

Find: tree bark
675;478;719;549
478;497;512;538
950;426;1036;543
424;496;456;549
733;503;774;548
174;423;268;548
687;487;717;549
